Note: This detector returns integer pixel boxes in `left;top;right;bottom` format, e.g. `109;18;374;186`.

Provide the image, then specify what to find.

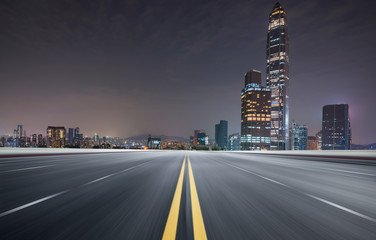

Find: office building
241;70;271;150
94;133;99;145
316;130;322;150
228;133;240;151
215;120;228;149
147;135;162;149
37;134;43;147
266;2;290;150
194;130;207;146
68;128;74;143
16;125;23;138
74;127;80;139
322;104;351;150
290;122;307;150
47;126;66;148
307;136;318;150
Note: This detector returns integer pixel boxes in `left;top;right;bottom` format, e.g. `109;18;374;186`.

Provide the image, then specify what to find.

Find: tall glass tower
266;2;289;150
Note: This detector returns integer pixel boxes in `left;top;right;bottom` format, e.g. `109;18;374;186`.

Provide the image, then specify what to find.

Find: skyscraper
68;128;74;143
16;125;23;138
322;104;351;150
266;2;289;150
290;122;308;150
47;126;66;148
241;70;271;150
94;133;99;145
215;120;228;149
74;127;80;140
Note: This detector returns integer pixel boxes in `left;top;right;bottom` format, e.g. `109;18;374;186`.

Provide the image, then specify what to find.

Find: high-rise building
266;2;289;150
68;128;74;143
215;120;228;149
228;133;240;151
37;134;43;147
94;133;99;145
322;104;351;150
290;122;307;150
307;136;318;150
31;134;38;147
74;127;80;139
47;126;66;148
193;130;207;146
316;130;322;150
241;70;271;150
16;125;23;138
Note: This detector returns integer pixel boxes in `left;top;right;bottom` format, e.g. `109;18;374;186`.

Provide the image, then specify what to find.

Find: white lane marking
0;161;151;218
83;174;115;185
119;161;149;173
0;191;67;218
304;193;376;223
83;161;150;186
220;160;376;223
221;161;289;188
1;165;54;173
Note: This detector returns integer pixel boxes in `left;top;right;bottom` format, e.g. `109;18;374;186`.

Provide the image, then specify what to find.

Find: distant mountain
351;143;376;150
125;134;189;142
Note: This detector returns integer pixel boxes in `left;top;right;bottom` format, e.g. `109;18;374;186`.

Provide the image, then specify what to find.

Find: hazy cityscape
1;1;375;240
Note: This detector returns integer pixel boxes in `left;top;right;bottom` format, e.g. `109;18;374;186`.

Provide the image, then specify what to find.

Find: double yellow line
162;154;207;240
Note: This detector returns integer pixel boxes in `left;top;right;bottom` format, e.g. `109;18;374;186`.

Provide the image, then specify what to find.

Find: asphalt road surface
1;151;376;239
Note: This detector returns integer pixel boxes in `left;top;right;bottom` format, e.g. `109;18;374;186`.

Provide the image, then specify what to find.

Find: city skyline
1;0;376;144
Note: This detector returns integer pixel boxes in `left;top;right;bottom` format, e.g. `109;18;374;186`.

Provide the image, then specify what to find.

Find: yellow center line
162;155;186;240
188;155;208;240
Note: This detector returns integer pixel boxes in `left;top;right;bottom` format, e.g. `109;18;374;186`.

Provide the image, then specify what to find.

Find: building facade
68;128;74;144
290;122;308;150
228;133;240;151
47;126;66;148
307;136;318;150
322;104;351;150
16;125;23;138
266;2;289;150
316;130;322;150
241;70;271;150
147;135;162;149
194;130;207;146
215;120;228;149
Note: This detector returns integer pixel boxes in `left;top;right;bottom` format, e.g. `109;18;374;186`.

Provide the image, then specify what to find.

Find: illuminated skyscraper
266;2;289;150
241;70;271;150
47;126;66;148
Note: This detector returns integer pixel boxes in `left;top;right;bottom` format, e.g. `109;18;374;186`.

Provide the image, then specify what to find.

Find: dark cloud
0;0;375;144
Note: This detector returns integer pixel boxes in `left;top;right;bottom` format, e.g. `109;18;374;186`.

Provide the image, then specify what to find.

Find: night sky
1;0;375;144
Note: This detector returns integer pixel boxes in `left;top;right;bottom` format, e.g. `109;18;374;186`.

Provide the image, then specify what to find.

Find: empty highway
1;150;376;239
